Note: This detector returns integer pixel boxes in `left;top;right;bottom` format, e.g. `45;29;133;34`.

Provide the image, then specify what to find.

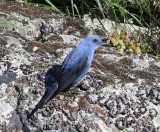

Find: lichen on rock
0;1;160;132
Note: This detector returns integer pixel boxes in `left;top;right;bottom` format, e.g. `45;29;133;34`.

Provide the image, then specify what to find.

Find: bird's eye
93;39;97;42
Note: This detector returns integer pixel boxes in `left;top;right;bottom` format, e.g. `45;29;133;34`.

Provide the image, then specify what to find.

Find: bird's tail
27;81;59;119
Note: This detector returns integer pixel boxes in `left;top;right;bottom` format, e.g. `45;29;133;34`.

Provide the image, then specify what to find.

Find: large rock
0;2;160;132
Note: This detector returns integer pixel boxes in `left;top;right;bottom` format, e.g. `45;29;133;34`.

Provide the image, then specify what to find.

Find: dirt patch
23;41;74;55
0;2;55;19
63;16;90;37
93;57;134;83
0;37;8;58
148;65;160;74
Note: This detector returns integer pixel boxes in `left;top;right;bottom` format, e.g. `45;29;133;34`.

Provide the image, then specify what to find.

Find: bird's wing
59;50;74;72
58;49;89;91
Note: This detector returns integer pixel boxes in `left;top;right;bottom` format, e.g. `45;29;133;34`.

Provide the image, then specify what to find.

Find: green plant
109;26;142;54
70;0;81;18
17;0;160;58
45;0;60;12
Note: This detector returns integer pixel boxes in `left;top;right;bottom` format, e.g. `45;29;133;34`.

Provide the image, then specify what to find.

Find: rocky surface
0;2;160;132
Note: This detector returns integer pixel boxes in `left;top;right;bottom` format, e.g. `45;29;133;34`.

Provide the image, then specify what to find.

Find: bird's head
84;35;110;50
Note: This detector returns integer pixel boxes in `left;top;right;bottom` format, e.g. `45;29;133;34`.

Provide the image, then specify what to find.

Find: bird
27;35;110;118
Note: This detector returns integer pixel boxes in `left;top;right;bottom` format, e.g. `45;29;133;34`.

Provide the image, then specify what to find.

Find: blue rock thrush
27;35;109;118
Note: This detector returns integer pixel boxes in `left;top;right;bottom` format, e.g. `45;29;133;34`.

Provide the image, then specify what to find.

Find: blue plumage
27;35;109;118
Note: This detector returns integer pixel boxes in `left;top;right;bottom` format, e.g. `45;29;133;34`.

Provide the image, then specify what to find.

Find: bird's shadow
44;65;71;93
44;65;60;88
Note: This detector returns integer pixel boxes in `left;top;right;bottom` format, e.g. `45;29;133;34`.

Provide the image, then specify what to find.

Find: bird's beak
101;38;111;47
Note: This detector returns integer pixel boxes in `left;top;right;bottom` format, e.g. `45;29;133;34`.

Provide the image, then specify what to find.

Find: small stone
32;46;38;52
139;106;147;114
115;117;126;130
157;126;160;132
150;98;158;105
124;114;135;127
149;108;158;118
157;91;160;101
109;107;117;118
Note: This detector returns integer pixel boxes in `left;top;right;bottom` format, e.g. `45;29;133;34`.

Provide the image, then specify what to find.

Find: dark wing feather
45;65;60;87
58;54;88;92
